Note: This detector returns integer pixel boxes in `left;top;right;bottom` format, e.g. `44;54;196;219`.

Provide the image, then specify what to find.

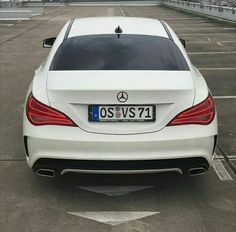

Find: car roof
68;17;169;38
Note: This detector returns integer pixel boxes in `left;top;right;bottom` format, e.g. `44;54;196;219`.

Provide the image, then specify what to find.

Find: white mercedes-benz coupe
23;17;217;177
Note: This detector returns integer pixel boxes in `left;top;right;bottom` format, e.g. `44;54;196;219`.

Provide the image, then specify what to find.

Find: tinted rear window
50;34;189;71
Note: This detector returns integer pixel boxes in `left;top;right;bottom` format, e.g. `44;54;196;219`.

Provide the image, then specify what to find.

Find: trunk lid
47;71;195;134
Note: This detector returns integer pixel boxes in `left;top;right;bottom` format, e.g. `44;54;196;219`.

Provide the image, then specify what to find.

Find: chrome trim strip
61;168;182;175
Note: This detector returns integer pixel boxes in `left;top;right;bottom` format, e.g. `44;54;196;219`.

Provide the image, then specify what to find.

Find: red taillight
26;94;76;126
168;94;215;126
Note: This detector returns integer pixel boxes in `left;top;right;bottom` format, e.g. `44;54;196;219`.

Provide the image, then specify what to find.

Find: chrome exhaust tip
188;167;206;176
35;169;55;177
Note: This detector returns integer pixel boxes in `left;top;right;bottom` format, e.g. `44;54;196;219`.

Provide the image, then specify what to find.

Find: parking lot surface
0;5;236;232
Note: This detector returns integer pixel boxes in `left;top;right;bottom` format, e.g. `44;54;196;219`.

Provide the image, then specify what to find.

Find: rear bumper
32;157;210;175
24;117;217;174
25;133;216;172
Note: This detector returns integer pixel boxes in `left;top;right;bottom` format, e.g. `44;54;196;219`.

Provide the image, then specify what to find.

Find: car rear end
23;18;217;177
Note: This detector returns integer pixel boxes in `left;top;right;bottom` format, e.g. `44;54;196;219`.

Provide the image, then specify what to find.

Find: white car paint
23;17;218;176
47;71;194;134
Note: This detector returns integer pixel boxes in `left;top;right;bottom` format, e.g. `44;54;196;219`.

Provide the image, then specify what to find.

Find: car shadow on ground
33;170;213;199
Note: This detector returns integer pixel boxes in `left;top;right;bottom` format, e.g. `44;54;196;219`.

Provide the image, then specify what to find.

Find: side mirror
179;38;186;48
43;37;56;48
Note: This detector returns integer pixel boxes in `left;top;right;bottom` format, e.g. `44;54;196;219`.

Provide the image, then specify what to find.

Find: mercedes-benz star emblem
117;91;128;103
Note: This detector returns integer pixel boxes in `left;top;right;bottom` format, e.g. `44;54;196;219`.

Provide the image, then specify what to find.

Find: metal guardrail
162;0;236;21
0;7;43;15
0;1;235;21
0;1;43;20
0;9;32;20
21;1;161;6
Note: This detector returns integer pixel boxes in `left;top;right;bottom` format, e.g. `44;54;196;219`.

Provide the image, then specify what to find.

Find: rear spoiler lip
159;20;174;41
63;18;75;41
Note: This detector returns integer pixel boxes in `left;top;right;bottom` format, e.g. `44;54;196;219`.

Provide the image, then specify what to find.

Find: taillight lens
168;94;215;126
26;94;76;126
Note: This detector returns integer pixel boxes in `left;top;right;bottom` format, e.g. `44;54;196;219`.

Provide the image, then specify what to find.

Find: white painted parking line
213;153;233;181
198;67;236;70
68;211;159;225
162;17;203;20
185;36;233;46
223;28;236;30
188;51;236;54
174;23;215;25
175;27;236;30
213;96;236;99
78;185;154;196
0;23;13;26
119;6;126;16
214;155;236;159
179;33;235;36
187;41;209;44
218;40;236;43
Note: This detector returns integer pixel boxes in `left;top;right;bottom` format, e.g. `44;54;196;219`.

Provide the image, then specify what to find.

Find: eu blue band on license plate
88;105;156;122
91;105;99;121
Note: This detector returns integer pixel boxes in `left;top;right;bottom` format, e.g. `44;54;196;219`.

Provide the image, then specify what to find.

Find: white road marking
77;186;154;196
218;40;236;43
174;22;215;25
223;28;236;30
213;153;233;181
175;27;235;30
187;41;209;44
67;211;159;226
188;51;236;54
198;67;236;70
119;6;126;16
217;42;223;46
162;17;203;20
214;155;236;159
179;33;235;36
208;37;212;42
213;96;236;99
0;23;14;26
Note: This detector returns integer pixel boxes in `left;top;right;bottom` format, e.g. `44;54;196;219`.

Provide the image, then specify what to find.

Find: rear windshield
50;34;189;71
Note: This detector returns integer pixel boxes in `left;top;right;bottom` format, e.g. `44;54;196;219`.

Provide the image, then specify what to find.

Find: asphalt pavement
0;5;236;232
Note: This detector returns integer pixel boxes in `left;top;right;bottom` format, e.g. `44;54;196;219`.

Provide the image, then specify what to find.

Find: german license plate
88;105;155;122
